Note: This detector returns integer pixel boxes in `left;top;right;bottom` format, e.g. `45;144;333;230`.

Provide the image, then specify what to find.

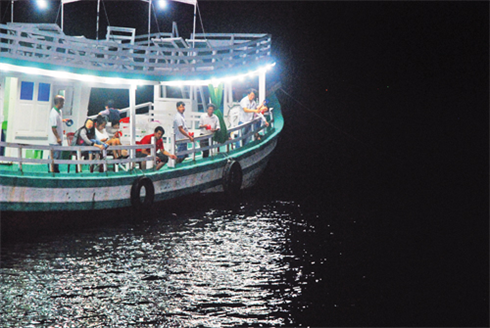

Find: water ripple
1;200;305;327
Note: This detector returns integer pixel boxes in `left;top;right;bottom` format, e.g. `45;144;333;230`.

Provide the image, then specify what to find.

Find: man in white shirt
238;88;267;146
198;103;221;158
172;101;194;164
48;95;65;173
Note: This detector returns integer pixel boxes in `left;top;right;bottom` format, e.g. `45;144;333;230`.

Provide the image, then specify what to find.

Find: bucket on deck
25;149;43;159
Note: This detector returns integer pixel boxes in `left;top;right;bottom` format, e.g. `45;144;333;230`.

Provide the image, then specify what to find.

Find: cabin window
37;83;51;102
20;81;34;101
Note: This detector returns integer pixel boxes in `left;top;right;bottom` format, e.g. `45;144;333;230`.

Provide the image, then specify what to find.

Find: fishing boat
0;1;283;220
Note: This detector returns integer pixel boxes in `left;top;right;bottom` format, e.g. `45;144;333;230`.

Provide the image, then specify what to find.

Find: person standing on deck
98;99;122;124
238;88;267;146
173;101;194;164
198;103;220;158
47;95;65;173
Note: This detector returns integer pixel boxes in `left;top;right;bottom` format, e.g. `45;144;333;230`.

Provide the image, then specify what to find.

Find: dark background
1;1;488;326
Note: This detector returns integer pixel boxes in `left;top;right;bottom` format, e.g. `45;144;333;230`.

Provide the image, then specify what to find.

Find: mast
148;0;152;45
192;2;196;47
96;0;100;40
11;0;14;23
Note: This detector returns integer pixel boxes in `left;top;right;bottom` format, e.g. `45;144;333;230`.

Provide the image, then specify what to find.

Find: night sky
1;1;488;326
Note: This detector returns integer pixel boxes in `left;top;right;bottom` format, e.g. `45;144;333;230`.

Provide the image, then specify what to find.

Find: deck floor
0;144;238;176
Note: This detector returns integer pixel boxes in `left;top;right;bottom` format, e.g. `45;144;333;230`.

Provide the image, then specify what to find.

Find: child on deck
95;117;126;158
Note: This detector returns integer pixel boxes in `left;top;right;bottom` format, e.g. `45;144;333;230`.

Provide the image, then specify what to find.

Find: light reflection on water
1;200;309;327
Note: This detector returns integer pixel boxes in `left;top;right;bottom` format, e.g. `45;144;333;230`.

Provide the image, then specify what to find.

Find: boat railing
0;109;275;172
169;109;274;167
87;102;153;119
87;102;155;145
0;23;272;78
0;142;157;174
134;32;173;46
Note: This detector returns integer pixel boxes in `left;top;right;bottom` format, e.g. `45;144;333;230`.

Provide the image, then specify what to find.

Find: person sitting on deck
74;118;106;151
106;120;122;140
95;116;126;159
198;103;221;158
72;118;108;172
136;126;177;170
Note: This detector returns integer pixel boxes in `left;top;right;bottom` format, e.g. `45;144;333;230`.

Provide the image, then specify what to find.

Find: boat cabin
0;21;275;169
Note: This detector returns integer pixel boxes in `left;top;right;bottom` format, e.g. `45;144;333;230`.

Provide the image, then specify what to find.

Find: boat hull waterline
0;138;277;212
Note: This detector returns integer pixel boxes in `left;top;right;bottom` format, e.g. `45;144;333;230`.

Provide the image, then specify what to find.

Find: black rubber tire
222;160;243;195
130;176;155;210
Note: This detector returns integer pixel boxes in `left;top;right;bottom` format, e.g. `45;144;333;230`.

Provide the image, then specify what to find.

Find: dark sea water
1;200;304;327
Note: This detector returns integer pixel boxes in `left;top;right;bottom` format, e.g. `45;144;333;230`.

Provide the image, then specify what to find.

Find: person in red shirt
137;126;176;170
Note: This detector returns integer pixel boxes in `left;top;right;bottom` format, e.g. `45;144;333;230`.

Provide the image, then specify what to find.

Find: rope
54;3;61;26
101;0;110;28
1;1;10;23
278;87;365;144
151;2;161;34
220;151;231;162
277;87;411;165
196;2;207;40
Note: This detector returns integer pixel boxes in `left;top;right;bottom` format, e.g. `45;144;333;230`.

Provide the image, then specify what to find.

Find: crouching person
136;126;176;170
73;118;108;172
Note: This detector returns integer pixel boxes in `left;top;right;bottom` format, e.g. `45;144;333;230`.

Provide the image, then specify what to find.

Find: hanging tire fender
222;160;243;194
130;176;155;210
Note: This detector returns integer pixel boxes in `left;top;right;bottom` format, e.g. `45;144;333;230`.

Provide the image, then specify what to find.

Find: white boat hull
0;138;277;212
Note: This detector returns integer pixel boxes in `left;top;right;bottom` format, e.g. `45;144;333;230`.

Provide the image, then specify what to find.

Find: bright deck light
158;0;167;9
2;61;274;87
36;0;48;9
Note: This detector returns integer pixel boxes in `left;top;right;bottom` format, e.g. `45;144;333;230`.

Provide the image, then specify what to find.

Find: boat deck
0;92;283;180
0;144;229;176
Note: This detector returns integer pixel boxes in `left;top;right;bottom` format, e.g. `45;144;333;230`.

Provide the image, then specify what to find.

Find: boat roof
0;23;275;86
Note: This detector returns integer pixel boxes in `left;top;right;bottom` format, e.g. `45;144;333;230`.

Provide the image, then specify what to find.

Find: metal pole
61;2;64;31
11;0;14;23
96;0;100;40
259;70;266;105
129;85;136;168
168;131;176;168
148;0;151;45
192;3;197;47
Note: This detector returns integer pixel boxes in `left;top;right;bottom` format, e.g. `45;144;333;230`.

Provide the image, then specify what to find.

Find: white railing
0;23;272;78
169;110;274;167
0;142;156;174
0;110;274;173
87;101;153;120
